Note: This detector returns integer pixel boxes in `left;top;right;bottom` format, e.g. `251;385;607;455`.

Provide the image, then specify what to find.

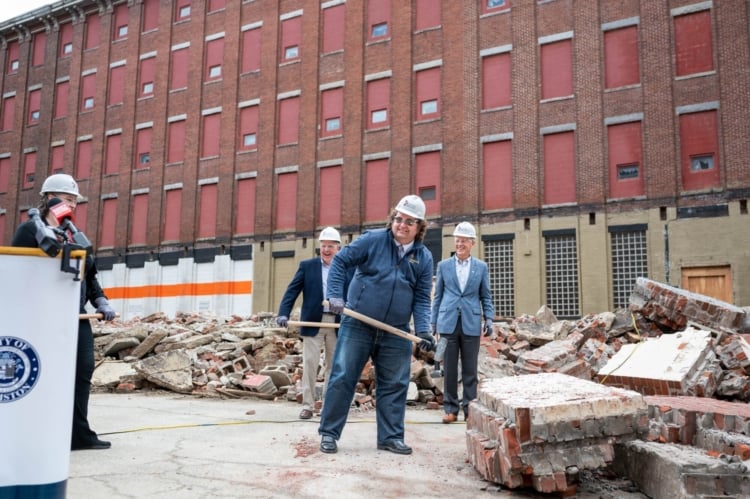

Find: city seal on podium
0;336;41;403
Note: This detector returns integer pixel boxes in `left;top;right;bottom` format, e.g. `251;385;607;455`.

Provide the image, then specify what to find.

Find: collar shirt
322;258;331;312
455;255;471;292
396;241;414;259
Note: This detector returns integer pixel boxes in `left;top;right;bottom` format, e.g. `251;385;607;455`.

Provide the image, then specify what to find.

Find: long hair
386;209;427;242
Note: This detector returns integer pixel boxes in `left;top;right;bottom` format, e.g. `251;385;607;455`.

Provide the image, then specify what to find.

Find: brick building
0;0;748;320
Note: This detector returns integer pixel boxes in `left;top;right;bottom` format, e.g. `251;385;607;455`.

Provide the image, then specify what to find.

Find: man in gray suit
431;222;495;423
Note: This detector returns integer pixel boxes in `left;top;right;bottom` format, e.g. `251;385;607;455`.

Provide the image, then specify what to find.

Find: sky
0;1;56;24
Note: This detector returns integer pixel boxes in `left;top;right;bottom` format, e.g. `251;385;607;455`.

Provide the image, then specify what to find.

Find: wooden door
681;265;732;303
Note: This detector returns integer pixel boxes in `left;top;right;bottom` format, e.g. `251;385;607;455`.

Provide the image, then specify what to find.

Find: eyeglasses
392;216;418;227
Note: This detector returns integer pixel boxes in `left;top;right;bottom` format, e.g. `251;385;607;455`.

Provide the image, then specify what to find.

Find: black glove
416;331;435;352
95;297;116;321
483;320;493;337
276;315;288;328
328;297;345;314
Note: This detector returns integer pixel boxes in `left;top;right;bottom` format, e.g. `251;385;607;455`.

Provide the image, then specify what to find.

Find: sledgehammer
322;301;422;344
287;320;340;329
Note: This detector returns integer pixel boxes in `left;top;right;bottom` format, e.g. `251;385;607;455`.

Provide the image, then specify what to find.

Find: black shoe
320;435;337;454
72;439;111;451
377;440;412;455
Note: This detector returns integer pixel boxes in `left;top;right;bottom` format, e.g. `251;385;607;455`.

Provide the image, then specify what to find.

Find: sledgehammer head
430;362;444;378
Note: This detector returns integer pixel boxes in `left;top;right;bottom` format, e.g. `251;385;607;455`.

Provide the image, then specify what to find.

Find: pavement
67;391;512;499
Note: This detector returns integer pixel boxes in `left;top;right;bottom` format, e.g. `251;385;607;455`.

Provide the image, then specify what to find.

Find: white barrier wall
0;248;81;498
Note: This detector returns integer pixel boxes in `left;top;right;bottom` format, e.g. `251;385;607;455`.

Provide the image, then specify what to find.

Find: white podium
0;248;84;498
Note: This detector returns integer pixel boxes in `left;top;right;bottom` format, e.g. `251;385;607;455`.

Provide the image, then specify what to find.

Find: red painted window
543;131;576;205
108;66;125;106
281;16;302;62
139;57;156;97
130;193;149;245
84;14;99;50
241;28;261;73
135;128;152;169
320;87;343;138
205;37;224;81
319;166;342;226
416;151;440;214
76;140;92;179
278;97;300;145
175;0;191;22
679;110;720;191
208;0;226;13
276;172;298;230
482;53;511;109
199;184;218;238
142;0;159;32
235;178;256;234
238;106;258;151
541;39;572;100
0;157;10;192
201;113;221;158
6;41;19;74
80;73;97;111
366;78;390;129
415;0;440;31
607;122;644;199
364;158;389;222
368;0;390;41
0;214;5;240
322;4;345;54
105;133;121;174
59;23;74;57
51;145;65;173
163;189;182;241
604;26;640;89
1;96;15;131
112;4;129;41
23;152;36;189
416;68;440;121
54;81;69;118
167;120;186;163
674;11;713;76
74;203;87;235
170;47;189;90
100;198;118;248
27;89;42;124
32;32;47;66
483;0;510;15
483;140;513;210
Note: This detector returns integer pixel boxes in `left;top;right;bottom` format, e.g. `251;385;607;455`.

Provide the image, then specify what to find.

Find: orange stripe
105;281;252;299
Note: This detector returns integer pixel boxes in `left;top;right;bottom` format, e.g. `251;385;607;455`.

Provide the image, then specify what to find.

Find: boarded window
167;120;186;163
0;157;10;192
84;14;99;50
208;0;226;13
541;39;572;100
113;4;128;41
319;165;342;226
322;4;345;53
416;151;440;214
130;193;149;245
54;81;69;118
278;97;300;145
604;26;639;88
607;121;644;199
163;189;182;241
367;78;390;129
201;113;221;158
368;0;391;41
483;140;513;210
241;28;261;73
76;140;92;179
483;0;510;15
415;0;440;31
59;23;74;57
6;41;19;73
199;184;218;238
51;145;65;173
32;32;47;66
23;152;36;189
81;73;97;111
27;89;42;124
135;127;152;169
170;47;189;90
281;16;301;62
482;52;511;109
109;65;126;106
175;0;191;22
543;131;575;205
320;87;343;138
238;106;259;150
416;67;440;121
235;178;256;234
139;57;156;97
674;10;713;76
100;198;118;247
105;133;121;174
364;158;389;222
142;0;159;32
205;37;224;81
679;110;720;190
1;96;15;131
276;172;297;230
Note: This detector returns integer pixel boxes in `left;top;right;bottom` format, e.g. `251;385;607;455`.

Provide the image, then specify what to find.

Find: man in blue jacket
318;195;435;455
431;222;494;423
277;227;348;420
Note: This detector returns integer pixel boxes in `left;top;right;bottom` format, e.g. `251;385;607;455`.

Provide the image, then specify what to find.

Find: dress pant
301;314;338;411
443;318;480;417
71;318;99;447
318;315;412;444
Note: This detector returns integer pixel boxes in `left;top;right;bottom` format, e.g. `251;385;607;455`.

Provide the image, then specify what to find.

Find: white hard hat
318;226;341;243
40;173;80;198
453;222;477;239
394;195;426;220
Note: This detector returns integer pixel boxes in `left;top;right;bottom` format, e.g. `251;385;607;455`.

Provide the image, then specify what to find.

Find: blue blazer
278;257;351;337
431;257;494;336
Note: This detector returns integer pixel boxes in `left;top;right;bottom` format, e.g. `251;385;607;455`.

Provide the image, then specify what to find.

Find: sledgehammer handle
323;301;421;344
79;313;120;320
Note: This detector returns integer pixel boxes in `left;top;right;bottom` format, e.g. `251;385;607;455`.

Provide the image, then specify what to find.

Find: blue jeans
318;315;412;445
